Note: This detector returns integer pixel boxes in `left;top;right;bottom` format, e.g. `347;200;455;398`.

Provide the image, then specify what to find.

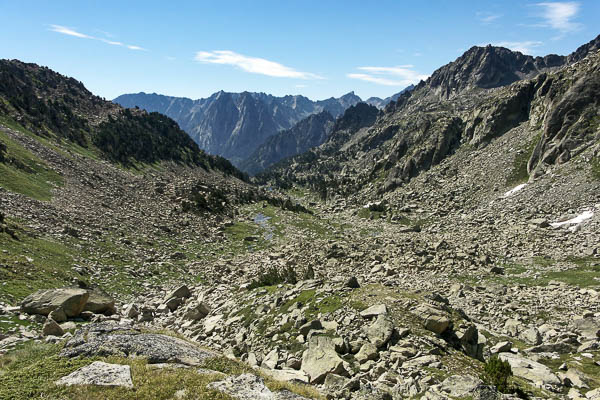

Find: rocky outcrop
60;322;217;365
528;56;600;178
427;45;564;99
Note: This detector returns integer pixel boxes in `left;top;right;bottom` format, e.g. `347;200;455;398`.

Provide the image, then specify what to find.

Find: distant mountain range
114;88;409;169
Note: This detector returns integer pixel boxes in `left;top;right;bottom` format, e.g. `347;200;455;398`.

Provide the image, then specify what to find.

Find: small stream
253;213;275;241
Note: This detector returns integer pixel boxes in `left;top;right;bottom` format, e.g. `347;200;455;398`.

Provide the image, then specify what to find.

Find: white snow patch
503;183;527;198
550;210;594;232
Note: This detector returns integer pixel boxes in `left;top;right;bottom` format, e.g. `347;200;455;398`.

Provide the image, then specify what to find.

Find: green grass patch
0;225;81;304
0;314;35;334
454;256;600;289
0;128;63;201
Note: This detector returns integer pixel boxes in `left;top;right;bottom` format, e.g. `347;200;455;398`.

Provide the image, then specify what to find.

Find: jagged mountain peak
427;44;564;98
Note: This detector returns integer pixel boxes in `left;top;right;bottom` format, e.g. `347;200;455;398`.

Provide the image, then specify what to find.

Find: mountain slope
258;34;600;200
113;91;362;164
0;59;245;176
239;111;335;175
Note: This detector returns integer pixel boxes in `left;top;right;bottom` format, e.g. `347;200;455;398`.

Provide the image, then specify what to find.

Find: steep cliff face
114;91;362;164
528;55;600;177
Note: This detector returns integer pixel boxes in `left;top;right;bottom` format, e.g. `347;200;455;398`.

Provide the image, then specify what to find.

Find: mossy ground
455;256;600;289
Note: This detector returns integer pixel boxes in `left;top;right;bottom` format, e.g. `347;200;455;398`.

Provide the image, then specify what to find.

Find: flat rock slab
60;322;217;366
56;361;133;388
208;373;309;399
499;353;560;387
360;304;387;318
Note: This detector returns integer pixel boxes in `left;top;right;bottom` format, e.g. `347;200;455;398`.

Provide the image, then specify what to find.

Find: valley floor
1;119;600;399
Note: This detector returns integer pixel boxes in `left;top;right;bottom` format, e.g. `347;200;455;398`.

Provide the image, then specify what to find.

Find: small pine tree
483;356;513;393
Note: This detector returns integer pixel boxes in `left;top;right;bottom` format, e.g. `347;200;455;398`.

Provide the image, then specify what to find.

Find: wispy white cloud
50;25;93;39
477;12;503;24
347;65;428;87
49;25;147;51
489;40;544;54
535;2;581;34
194;50;323;79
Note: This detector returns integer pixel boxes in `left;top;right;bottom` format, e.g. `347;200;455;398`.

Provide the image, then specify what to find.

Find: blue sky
1;1;598;101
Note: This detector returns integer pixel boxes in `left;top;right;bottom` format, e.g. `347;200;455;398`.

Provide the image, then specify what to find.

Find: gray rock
183;302;210;321
164;285;191;302
123;304;139;319
440;375;483;397
260;368;309;383
565;368;591;389
262;348;279;369
60;322;217;365
48;307;67;323
56;361;133;388
414;304;451;334
360;304;388;318
504;319;522;337
83;290;116;315
573;317;600;340
367;314;394;348
42;318;64;337
21;288;89;317
299;319;323;337
165;297;183;312
490;341;512;354
402;355;439;369
519;327;542;345
204;314;224;335
301;335;346;383
355;342;379;363
208;373;309;399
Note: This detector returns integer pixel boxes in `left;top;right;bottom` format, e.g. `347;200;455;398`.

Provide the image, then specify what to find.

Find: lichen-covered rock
56;361;133;388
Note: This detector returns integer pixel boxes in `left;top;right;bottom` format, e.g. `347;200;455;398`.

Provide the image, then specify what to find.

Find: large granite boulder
301;335;346;384
21;288;89;317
